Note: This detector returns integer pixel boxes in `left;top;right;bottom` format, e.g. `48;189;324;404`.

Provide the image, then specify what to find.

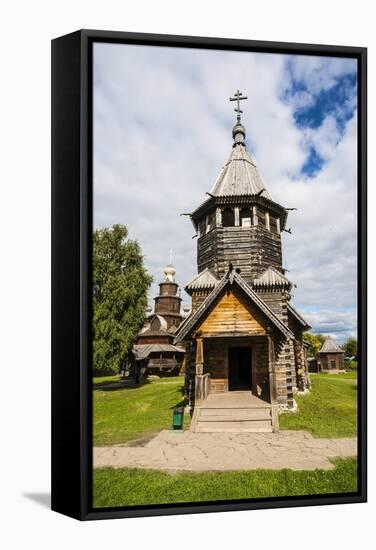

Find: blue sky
93;44;357;342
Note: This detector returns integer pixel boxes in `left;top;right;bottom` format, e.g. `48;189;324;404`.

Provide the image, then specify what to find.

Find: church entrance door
228;347;252;391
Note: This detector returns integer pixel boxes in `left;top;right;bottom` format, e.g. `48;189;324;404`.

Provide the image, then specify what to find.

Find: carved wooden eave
253;266;293;291
184;268;219;295
189;193;288;231
174;270;294;344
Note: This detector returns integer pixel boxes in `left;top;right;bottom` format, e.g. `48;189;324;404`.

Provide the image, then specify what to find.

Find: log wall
197;225;282;283
319;353;345;371
202;336;270;398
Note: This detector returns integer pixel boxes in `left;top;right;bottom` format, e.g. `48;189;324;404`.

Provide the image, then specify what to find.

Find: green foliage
303;332;325;357
93;377;189;446
93;225;153;375
279;374;357;438
344;359;358;371
93;459;357;508
342;337;358;358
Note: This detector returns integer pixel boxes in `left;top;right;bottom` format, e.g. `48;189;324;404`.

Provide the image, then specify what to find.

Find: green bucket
172;406;184;430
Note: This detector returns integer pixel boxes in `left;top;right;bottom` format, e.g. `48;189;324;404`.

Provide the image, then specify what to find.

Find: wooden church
174;91;311;432
134;264;186;376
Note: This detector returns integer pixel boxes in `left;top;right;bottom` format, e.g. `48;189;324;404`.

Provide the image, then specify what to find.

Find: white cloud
303;114;342;161
93;44;357;342
303;308;357;342
287;55;356;95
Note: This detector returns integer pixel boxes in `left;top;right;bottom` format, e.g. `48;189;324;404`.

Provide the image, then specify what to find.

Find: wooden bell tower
189;90;288;284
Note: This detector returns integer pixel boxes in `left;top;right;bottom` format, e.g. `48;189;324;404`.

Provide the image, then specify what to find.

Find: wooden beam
252;205;258;226
216;207;222;227
195;336;204;375
265;211;270;231
267;332;278;404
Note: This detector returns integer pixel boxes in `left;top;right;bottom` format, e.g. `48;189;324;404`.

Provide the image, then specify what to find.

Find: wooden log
195;336;204;375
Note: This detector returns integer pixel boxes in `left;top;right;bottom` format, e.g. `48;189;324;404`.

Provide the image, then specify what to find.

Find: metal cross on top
229;89;248;115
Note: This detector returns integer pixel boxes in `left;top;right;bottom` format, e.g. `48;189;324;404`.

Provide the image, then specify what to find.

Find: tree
93;224;153;375
303;332;326;357
342;337;358;358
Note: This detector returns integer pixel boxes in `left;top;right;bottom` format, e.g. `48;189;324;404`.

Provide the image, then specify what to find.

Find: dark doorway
228;347;252;391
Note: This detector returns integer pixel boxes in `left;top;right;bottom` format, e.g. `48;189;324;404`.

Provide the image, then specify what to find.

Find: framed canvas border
51;29;367;521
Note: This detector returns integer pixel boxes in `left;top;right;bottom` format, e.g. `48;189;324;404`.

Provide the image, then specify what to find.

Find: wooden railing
195;373;211;402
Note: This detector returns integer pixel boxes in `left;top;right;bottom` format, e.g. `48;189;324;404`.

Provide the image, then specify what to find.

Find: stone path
94;430;357;472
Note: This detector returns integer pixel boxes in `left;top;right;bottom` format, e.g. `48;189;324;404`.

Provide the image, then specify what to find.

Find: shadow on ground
23;493;51;509
93;379;152;392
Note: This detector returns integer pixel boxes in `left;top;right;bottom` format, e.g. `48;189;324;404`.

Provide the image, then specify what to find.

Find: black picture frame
51;29;367;521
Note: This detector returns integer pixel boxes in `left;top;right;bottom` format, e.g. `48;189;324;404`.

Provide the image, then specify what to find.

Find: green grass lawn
94;372;358;445
279;374;357;438
93;373;358;507
93;458;357;508
93;376;190;446
93;375;121;387
319;371;358;380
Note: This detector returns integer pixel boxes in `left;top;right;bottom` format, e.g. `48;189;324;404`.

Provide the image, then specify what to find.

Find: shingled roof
210;135;271;199
253;266;292;289
175;270;294;343
133;344;185;360
185;268;219;293
319;336;344;354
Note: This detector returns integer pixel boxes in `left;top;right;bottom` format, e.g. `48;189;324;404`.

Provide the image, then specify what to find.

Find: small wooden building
317;336;345;373
174;93;311;430
134;265;186;376
307;357;319;373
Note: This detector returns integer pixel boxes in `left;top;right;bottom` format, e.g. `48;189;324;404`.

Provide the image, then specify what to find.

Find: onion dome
164;264;176;282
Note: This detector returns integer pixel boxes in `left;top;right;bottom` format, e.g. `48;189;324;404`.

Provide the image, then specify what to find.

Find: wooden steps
193;405;275;433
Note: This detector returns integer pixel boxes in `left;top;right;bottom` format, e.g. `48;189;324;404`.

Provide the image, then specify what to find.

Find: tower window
222;208;235;227
240;208;252;227
270;216;278;233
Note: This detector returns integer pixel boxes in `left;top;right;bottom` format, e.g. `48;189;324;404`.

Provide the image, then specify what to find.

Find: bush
344;359;358;371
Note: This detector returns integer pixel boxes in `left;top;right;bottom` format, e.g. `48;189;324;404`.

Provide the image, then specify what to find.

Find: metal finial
229;89;248;118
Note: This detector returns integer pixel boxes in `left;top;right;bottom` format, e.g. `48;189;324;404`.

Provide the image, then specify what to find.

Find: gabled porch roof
174;270;294;343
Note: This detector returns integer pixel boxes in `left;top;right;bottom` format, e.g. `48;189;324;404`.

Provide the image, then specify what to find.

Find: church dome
164;264;176;282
